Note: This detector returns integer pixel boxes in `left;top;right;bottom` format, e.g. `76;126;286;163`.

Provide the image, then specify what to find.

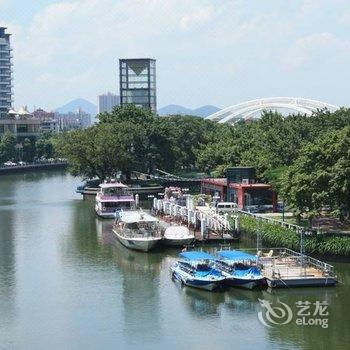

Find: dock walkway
153;198;239;242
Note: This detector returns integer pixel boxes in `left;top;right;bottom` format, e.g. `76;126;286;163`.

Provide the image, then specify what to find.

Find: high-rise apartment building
0;27;13;119
119;58;156;112
98;92;119;113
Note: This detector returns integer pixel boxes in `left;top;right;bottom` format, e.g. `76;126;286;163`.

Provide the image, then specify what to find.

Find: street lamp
15;143;23;161
213;192;220;213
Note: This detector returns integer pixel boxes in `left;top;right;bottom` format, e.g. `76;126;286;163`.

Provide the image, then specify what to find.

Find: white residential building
0;27;13;119
98;92;119;113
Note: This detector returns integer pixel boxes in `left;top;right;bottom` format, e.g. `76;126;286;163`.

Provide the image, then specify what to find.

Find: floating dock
256;248;338;288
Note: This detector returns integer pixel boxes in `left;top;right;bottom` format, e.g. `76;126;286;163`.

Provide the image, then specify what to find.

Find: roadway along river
0;171;349;350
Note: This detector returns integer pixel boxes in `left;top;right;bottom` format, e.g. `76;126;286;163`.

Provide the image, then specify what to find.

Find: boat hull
224;277;266;290
95;208;116;219
171;268;222;291
113;229;161;252
266;277;338;288
163;237;194;247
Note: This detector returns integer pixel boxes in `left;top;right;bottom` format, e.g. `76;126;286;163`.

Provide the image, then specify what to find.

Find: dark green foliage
0;132;55;163
56;105;218;179
282;126;350;221
238;215;350;256
0;131;16;162
56;104;350;225
35;134;55;160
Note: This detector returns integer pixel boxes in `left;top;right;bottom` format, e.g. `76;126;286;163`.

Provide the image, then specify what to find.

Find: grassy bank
237;215;350;257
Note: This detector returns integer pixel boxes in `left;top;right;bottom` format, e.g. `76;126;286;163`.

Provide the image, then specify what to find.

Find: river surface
0;171;349;350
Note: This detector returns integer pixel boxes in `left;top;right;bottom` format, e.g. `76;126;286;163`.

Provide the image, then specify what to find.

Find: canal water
0;171;349;350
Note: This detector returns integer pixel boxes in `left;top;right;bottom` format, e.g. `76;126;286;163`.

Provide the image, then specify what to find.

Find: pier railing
247;247;336;277
153;198;234;237
236;209;316;235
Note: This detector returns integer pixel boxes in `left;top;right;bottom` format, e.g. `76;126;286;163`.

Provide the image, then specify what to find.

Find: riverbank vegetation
0;131;55;163
56;104;350;227
55;105;217;179
238;215;350;256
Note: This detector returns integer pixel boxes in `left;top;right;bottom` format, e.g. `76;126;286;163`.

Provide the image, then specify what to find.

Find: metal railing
237;209;315;235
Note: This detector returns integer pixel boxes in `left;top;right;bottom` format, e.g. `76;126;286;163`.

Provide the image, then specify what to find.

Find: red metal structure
201;178;277;212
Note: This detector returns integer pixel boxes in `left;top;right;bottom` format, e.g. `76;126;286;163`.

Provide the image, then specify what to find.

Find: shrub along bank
237;215;350;257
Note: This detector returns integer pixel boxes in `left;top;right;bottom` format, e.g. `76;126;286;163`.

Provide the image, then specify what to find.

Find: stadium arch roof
205;97;339;124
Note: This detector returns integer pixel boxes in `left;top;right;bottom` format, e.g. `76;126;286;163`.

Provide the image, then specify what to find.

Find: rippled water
0;171;349;350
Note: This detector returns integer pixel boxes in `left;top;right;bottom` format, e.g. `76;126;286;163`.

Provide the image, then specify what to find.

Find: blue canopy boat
171;251;225;291
215;250;266;289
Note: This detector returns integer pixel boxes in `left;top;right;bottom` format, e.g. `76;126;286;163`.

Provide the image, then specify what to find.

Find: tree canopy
55;104;350;221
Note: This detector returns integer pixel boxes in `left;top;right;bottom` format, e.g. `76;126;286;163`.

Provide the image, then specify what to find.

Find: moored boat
163;225;195;247
112;210;162;252
95;180;135;218
171;251;225;291
215;250;266;289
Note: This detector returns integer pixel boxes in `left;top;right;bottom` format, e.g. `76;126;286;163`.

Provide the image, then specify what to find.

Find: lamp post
15;143;23;161
213;192;220;214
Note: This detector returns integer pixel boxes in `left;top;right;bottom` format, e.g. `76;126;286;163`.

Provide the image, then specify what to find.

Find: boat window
104;202;131;208
126;222;139;229
104;187;131;196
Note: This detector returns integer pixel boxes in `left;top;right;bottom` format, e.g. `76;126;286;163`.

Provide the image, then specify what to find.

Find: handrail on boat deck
234;247;336;277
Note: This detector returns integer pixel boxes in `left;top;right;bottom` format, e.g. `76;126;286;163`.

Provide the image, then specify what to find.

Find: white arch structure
206;97;339;124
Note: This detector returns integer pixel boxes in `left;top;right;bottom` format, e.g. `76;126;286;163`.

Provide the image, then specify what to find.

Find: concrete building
0;107;41;138
56;108;91;131
0;27;13;119
98;92;119;113
119;58;156;112
201;167;277;212
33;108;59;133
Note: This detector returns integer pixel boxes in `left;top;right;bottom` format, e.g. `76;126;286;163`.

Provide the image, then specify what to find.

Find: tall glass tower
0;27;13;119
119;58;156;112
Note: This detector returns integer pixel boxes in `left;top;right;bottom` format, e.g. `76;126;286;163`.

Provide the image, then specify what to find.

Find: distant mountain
191;105;221;117
158;104;220;117
157;104;192;116
55;98;97;115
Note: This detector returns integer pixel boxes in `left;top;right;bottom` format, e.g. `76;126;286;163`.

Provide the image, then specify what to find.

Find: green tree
35;135;54;160
0;131;16;162
282;126;350;222
22;138;36;162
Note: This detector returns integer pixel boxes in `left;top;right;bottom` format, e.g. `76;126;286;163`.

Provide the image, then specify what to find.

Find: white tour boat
112;210;163;252
95;180;135;218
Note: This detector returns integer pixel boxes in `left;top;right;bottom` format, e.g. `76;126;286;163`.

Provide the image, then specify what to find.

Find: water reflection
1;171;350;350
178;284;226;317
0;177;17;347
96;217;163;344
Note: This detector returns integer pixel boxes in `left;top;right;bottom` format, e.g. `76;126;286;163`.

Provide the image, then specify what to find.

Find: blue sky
2;0;350;111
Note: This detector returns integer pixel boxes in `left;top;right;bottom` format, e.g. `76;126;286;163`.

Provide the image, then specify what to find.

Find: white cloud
180;6;213;30
7;0;350;109
16;0;217;65
282;32;350;69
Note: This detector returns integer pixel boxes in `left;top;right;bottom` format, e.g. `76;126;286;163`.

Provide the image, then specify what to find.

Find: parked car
3;161;17;167
216;202;238;214
18;161;27;166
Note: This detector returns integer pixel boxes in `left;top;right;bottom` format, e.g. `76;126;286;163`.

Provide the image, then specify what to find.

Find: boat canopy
180;251;215;261
99;182;128;189
217;250;257;261
120;211;159;223
100;196;134;203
